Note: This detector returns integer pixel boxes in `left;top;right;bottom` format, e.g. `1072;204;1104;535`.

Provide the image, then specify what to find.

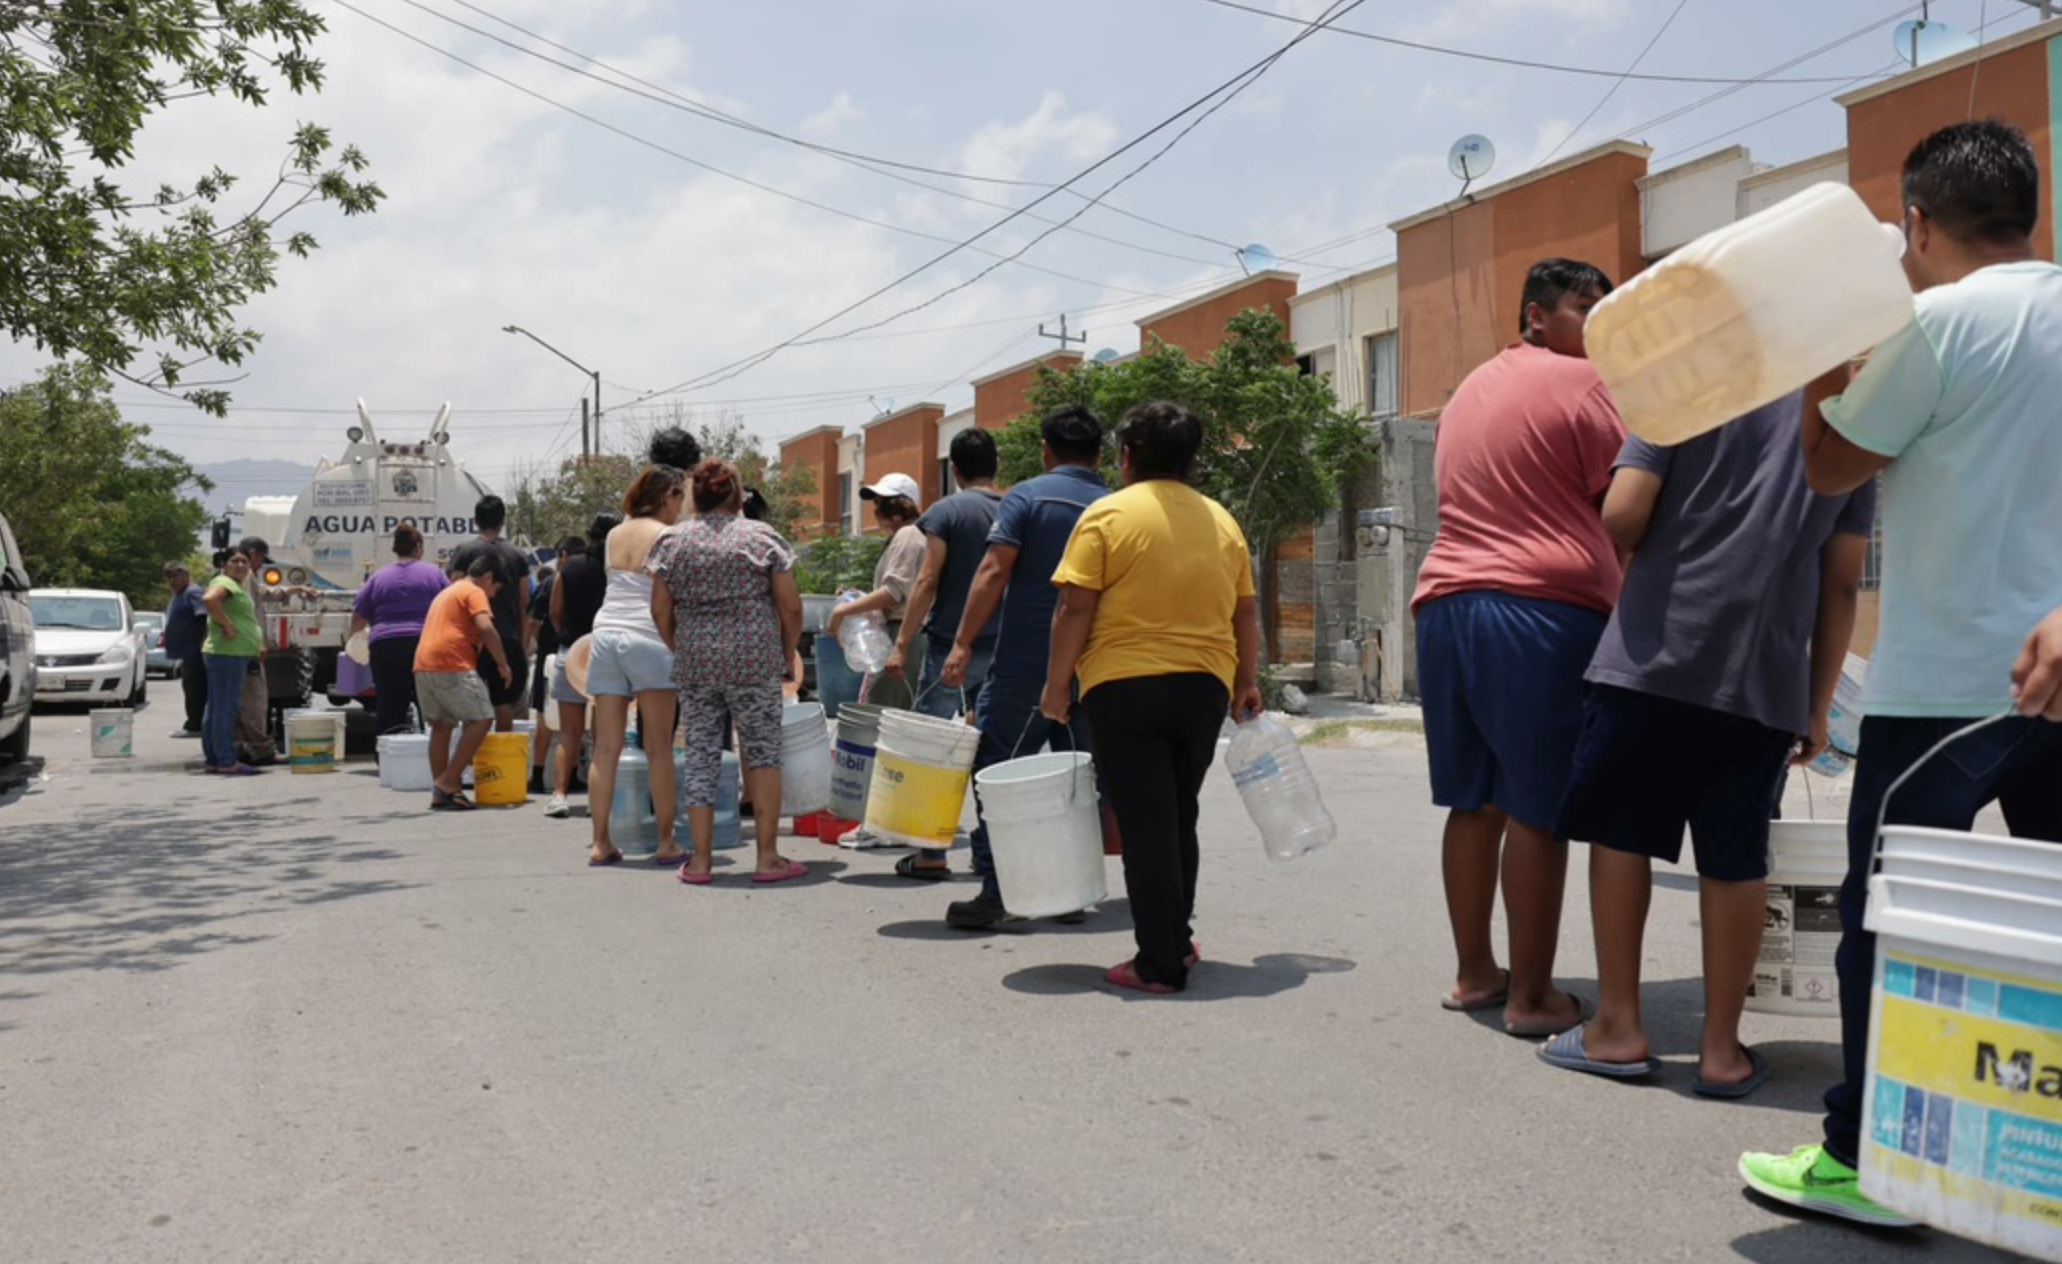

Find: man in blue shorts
1540;388;1873;1095
937;406;1110;930
1740;120;2062;1227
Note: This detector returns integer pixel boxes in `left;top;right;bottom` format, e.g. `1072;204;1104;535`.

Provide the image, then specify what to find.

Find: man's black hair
465;555;497;580
474;495;507;533
648;426;702;472
1115;400;1204;482
948;427;999;482
741;488;768;522
1040;405;1103;465
236;535;269;559
556;535;586;555
1518;259;1614;334
1903;119;2041;246
587;512;622;545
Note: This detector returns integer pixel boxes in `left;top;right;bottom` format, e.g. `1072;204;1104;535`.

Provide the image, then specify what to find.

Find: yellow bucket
862;712;978;847
471;733;530;806
286;713;339;774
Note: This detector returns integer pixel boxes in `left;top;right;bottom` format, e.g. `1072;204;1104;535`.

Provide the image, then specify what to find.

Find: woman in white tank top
582;465;687;867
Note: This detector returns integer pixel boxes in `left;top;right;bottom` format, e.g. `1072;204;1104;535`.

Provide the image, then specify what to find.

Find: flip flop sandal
652;852;689;867
1536;1026;1661;1079
588;852;624;868
893;854;950;881
1104;959;1180;995
1505;991;1592;1039
1442;968;1511;1012
431;789;476;811
751;859;808;885
1693;1045;1772;1099
678;868;716;886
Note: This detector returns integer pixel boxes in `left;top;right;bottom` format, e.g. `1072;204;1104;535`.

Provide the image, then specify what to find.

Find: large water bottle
1226;715;1336;862
835;589;892;674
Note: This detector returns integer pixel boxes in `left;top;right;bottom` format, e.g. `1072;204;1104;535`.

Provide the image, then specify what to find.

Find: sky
4;0;2046;499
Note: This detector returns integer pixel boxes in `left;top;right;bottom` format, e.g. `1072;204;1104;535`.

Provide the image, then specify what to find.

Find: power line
1532;0;1694;171
633;0;1370;403
1188;0;1913;84
327;0;1173;298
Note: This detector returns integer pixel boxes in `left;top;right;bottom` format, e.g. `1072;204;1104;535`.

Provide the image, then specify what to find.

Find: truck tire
0;711;27;763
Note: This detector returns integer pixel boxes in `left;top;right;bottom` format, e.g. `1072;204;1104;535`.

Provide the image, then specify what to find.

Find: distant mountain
190;459;316;515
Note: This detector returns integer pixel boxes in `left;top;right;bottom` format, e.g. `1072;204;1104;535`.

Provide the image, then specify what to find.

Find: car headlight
97;644;132;665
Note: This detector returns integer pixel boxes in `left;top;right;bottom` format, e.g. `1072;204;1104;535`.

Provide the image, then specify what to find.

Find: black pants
368;635;422;737
177;657;207;731
1083;673;1229;988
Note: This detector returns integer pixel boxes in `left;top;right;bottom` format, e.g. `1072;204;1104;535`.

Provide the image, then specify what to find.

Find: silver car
30;589;147;708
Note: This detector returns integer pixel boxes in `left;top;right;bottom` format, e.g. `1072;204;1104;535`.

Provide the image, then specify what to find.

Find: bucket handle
1866;710;2016;875
911;677;966;718
1005;712;1091;806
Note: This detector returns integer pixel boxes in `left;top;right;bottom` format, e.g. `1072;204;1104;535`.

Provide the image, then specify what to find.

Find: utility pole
502;324;604;459
580;397;591;460
1038;314;1087;351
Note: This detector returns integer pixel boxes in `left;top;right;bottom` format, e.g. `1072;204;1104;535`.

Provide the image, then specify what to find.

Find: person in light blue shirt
1740;119;2062;1229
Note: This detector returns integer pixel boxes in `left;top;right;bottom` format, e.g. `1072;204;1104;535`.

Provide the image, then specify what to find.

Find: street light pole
502;324;603;457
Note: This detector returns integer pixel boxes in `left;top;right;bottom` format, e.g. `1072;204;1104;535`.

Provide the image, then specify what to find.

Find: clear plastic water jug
1226;715;1335;862
1585;182;1915;447
835;594;892;675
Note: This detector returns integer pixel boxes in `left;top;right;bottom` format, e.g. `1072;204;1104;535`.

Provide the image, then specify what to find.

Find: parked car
0;514;32;763
137;611;174;678
29;588;147;708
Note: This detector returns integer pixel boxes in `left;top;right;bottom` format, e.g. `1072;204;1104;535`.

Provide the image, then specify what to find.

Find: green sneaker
1738;1145;1918;1228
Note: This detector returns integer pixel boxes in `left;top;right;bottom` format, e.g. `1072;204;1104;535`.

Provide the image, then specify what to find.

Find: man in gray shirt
1539;387;1874;1098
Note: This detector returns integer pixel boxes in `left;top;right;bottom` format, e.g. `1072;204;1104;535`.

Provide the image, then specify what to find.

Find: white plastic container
609;746;659;853
828;704;884;822
836;608;892;675
1586;182;1915;446
1225;716;1335;862
778;702;833;816
286;713;340;774
1746;821;1847;1017
976;752;1107;918
88;708;133;757
381;734;436;791
865;710;979;848
1860;848;2062;1259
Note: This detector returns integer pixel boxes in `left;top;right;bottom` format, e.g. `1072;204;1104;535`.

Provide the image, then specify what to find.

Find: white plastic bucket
88;708;133;757
285;709;347;770
286;713;340;774
976;752;1106;918
779;702;833;816
828;704;883;822
381;734;435;791
1587;182;1915;446
1746;821;1848;1017
864;710;979;848
1860;847;2062;1259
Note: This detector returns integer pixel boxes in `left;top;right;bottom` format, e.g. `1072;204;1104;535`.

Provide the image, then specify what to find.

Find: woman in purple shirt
349;524;450;736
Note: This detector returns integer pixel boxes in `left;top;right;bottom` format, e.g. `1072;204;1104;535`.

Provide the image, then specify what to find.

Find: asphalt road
0;704;2033;1263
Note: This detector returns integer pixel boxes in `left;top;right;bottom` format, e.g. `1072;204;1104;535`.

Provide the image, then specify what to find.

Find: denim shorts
1416;590;1606;831
548;654;585;705
1555;684;1793;881
585;628;672;697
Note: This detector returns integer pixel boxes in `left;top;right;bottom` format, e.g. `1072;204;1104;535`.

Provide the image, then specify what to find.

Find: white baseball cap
858;473;921;505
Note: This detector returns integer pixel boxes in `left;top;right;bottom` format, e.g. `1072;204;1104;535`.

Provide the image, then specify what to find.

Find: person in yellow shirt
1043;400;1263;994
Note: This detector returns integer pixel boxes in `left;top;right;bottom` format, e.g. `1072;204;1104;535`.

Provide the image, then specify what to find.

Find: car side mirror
0;565;28;593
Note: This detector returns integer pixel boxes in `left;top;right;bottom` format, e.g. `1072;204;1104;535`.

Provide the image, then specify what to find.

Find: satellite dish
1237;243;1278;275
1091;348;1121;365
869;395;896;419
1448;134;1497;184
1892;19;1977;67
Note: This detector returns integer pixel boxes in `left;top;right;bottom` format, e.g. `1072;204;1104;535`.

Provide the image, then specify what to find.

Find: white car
30;589;147;707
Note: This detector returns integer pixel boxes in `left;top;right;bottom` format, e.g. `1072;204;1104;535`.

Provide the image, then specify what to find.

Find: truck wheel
0;712;28;763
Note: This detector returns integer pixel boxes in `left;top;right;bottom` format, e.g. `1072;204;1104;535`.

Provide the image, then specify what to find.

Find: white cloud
801;92;862;136
955;92;1120;184
1405;0;1633;42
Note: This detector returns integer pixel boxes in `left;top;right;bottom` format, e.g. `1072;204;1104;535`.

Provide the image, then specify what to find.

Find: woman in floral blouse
648;459;807;884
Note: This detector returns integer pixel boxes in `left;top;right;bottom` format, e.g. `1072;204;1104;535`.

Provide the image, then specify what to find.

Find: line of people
1415;120;2062;1231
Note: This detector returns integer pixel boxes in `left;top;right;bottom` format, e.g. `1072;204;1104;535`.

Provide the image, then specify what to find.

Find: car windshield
30;596;123;631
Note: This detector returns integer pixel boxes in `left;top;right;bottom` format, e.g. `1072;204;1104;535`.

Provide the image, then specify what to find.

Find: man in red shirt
1414;258;1624;1038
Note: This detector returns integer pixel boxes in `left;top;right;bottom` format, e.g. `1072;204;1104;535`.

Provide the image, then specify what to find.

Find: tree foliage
1005;308;1373;558
792;534;885;597
0;0;383;414
0;364;214;607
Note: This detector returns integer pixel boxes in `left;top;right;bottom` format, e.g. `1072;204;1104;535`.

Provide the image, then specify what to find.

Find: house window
838;471;854;535
1367;331;1399;421
939;455;954;501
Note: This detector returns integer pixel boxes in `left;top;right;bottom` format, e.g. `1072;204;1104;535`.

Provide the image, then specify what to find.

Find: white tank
252;401;497;591
1585;182;1916;447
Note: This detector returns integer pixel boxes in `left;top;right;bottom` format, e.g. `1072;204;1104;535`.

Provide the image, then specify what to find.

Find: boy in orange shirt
413;557;513;810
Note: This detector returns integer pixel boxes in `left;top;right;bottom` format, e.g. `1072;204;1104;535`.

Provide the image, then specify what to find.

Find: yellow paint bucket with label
471;732;530;807
863;711;978;848
1859;826;2062;1259
286;713;340;773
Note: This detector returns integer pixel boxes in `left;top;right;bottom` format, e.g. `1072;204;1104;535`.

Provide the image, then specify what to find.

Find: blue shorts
548;655;585;706
1416;591;1606;831
585;628;672;697
1556;684;1793;882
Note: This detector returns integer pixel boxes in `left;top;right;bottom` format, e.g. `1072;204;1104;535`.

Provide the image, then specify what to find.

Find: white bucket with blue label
89;708;133;757
1859;826;2062;1259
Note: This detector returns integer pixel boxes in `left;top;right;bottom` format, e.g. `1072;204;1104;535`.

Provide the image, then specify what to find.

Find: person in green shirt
200;550;265;775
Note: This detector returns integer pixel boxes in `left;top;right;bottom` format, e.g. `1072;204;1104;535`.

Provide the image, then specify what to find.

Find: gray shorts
416;670;493;726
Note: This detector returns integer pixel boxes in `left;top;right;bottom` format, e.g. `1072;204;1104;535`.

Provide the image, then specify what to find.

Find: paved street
0;705;2031;1263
